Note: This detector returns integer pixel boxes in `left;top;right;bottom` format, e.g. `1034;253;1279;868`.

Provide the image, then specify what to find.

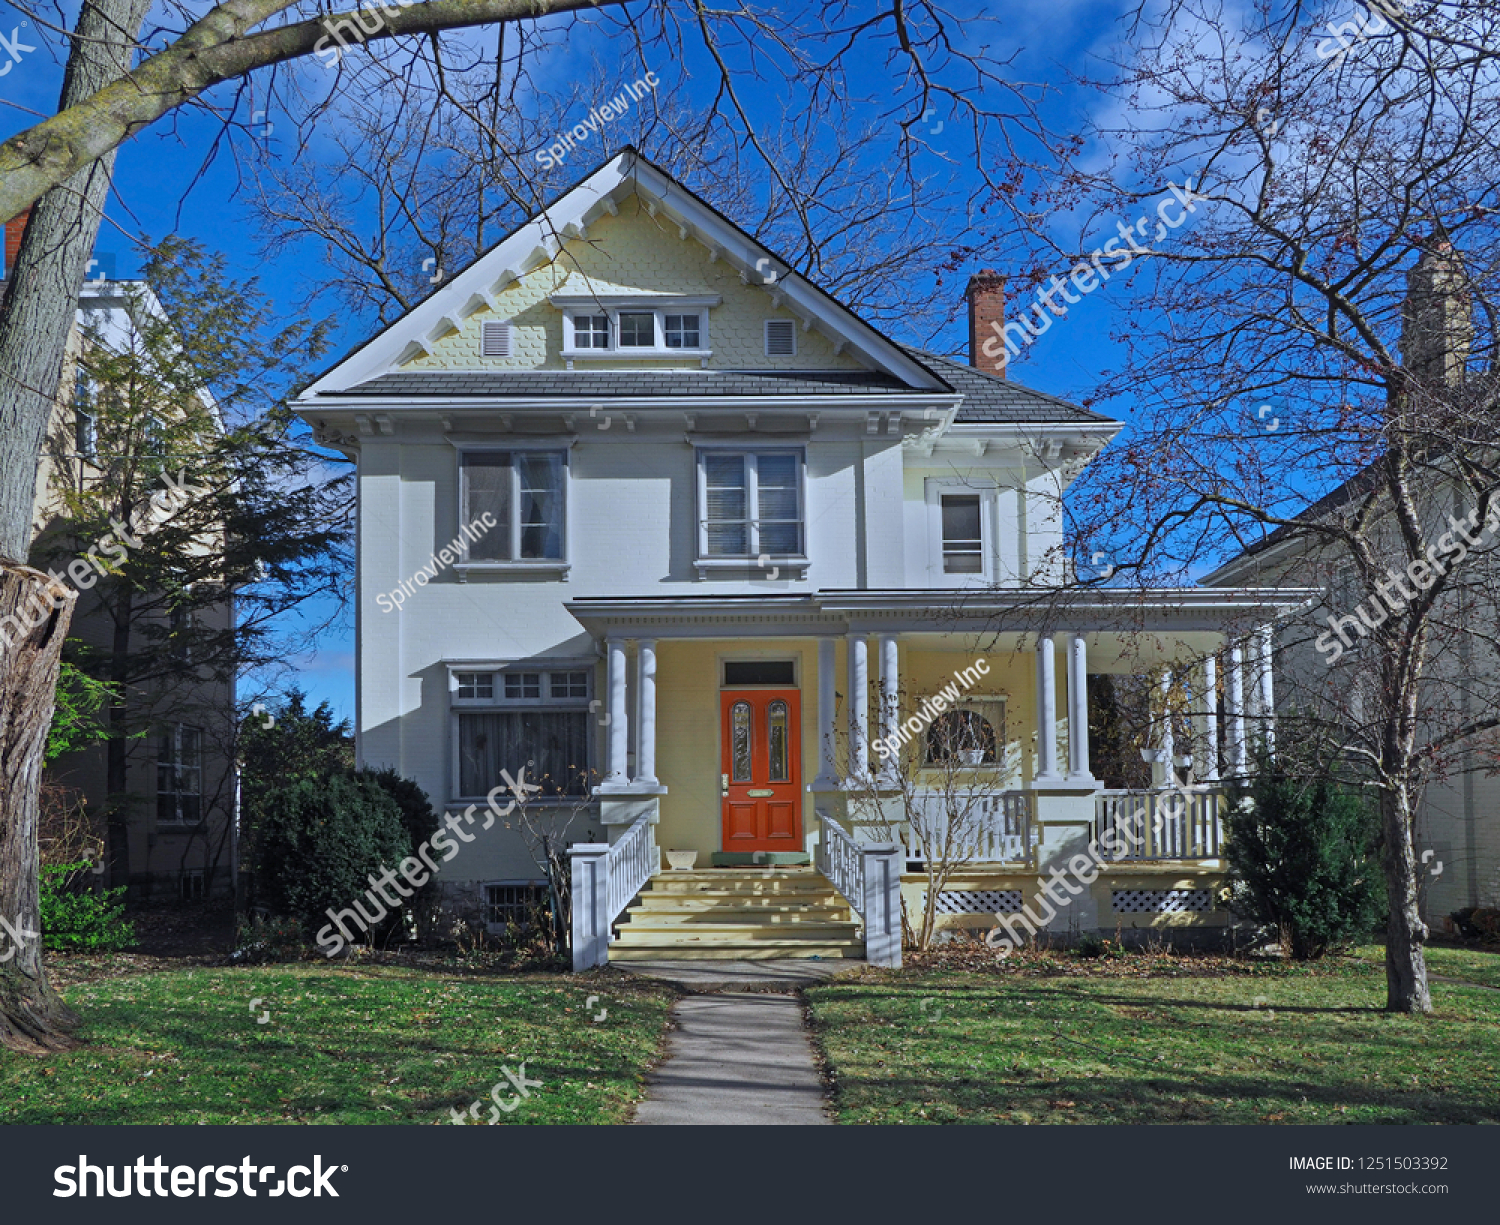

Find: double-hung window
941;494;984;573
460;451;567;562
698;449;804;559
454;667;593;798
157;725;202;824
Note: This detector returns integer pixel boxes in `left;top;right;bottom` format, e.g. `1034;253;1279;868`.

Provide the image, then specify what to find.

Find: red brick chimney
4;207;31;278
966;269;1006;376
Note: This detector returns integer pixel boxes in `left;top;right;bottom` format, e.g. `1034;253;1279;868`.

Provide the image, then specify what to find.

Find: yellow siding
406;194;867;373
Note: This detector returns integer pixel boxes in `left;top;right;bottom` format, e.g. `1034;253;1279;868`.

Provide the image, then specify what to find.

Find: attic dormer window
555;297;718;359
572;315;610;349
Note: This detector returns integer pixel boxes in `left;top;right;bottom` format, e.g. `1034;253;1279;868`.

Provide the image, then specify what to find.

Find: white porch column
1158;670;1176;786
1198;655;1220;783
1226;643;1248;776
812;638;839;789
847;633;869;780
1065;633;1094;784
634;638;659;787
1255;623;1276;758
602;636;630;788
878;634;900;783
1034;634;1062;783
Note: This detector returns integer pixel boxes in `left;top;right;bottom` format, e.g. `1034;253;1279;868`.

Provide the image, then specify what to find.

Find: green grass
1353;941;1500;991
0;964;675;1124
807;953;1500;1124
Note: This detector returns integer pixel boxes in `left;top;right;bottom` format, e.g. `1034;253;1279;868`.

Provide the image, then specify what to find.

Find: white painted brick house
294;148;1309;966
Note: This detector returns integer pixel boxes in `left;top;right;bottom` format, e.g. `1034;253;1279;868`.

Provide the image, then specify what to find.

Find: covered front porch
562;588;1313;969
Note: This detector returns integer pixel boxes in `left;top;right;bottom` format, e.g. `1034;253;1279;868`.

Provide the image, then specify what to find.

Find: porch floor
610;868;866;961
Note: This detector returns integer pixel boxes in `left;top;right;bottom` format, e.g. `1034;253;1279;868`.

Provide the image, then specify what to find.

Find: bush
357;767;440;934
1449;907;1500;942
40;862;136;952
1225;746;1383;960
250;773;413;944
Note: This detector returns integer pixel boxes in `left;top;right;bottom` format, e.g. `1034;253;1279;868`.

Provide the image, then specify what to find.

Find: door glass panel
767;700;789;782
731;701;753;782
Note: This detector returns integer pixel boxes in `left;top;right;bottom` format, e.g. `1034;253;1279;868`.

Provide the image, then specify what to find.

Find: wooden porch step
609;940;865;961
607;867;863;960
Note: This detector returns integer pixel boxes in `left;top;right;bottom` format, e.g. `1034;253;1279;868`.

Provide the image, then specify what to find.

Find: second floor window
572;315;610;349
461;451;566;562
941;494;984;573
699;449;804;558
157;724;202;824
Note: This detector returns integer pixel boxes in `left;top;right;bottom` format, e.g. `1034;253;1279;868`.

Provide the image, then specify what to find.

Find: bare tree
1013;0;1500;1012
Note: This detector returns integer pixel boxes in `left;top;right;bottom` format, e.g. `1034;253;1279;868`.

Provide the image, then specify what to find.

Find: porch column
1034;633;1062;783
812;637;839;790
1255;623;1276;758
878;634;900;783
1197;655;1220;783
1226;643;1248;776
847;633;869;780
1065;633;1094;784
602;636;630;788
1157;670;1176;786
634;638;659;787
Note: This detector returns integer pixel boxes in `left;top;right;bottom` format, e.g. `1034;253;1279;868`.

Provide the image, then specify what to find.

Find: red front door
720;689;802;853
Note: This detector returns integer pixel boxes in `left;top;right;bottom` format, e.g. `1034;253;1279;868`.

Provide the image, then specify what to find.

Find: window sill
454;561;570;581
695;556;810;580
563;349;713;361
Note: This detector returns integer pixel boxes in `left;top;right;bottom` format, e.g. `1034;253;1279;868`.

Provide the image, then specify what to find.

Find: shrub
1225;746;1383;960
40;862;136;952
1449;907;1500;943
249;773;412;943
357;766;440;935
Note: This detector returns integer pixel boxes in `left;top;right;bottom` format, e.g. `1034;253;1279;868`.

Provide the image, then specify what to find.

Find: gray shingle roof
338;368;908;398
329;346;1112;427
900;348;1113;424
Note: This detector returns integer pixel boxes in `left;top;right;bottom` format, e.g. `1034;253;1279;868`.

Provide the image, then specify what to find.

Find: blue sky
2;0;1215;724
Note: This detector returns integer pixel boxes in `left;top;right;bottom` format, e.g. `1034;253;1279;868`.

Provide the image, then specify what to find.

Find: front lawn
807;951;1500;1124
1353;941;1500;991
0;963;675;1125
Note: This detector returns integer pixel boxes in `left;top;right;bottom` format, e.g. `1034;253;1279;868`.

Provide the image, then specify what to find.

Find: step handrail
569;814;657;971
815;808;903;969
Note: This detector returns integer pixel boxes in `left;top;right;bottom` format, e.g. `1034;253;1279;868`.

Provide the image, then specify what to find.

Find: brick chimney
966;269;1006;376
1401;235;1472;388
4;207;31;279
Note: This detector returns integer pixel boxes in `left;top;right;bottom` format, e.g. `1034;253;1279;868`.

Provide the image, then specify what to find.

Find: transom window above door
697;448;806;570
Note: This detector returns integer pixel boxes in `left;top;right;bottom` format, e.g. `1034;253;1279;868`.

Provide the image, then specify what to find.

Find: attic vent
482;321;513;358
765;319;797;357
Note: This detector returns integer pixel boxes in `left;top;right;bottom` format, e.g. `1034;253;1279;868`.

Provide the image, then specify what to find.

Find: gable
405;195;867;374
301;147;949;397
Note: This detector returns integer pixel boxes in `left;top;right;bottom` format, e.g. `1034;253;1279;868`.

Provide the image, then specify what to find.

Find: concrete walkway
632;993;831;1125
615;958;864;993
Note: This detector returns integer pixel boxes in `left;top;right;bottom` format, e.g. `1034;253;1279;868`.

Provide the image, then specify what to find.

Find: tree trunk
0;0;151;1053
0;566;78;1051
1380;785;1432;1014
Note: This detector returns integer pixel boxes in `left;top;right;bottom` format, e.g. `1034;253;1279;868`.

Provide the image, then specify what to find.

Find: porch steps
609;868;866;961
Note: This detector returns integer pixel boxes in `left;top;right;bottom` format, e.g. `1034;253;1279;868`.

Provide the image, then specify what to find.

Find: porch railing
816;809;902;968
569;815;657;971
1092;788;1225;861
902;790;1034;866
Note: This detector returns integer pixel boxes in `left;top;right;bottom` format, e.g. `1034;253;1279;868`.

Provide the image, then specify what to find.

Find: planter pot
958;749;985;766
665;850;699;871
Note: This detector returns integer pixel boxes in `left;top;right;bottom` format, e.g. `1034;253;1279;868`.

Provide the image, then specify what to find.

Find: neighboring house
4;210;238;900
293;148;1309;966
1205;239;1500;926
